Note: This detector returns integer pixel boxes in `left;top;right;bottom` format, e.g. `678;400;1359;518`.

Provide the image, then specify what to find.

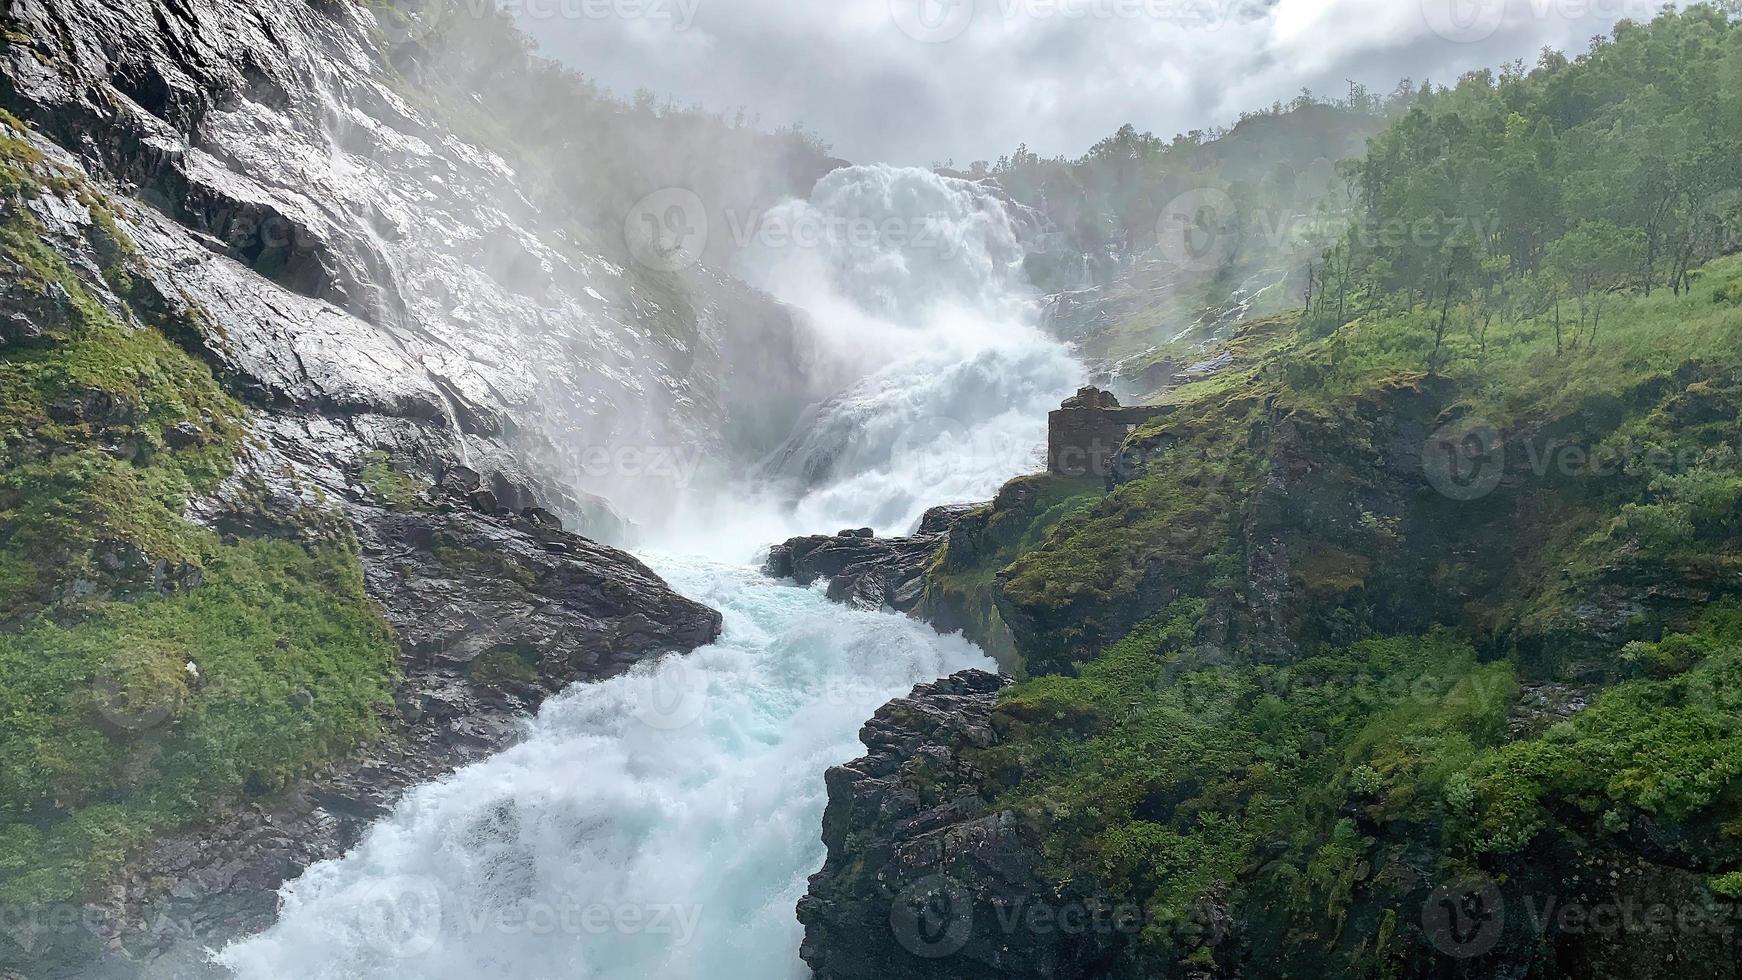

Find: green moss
931;475;1101;593
470;644;541;687
1461;608;1742;856
0;111;44;163
0;178;398;904
915;475;1103;670
432;540;537;587
998;404;1257;672
0;113;85;205
0;537;397;902
358;451;430;510
0;210;245;619
979;614;1506;968
84;199;138;292
1712;871;1742;900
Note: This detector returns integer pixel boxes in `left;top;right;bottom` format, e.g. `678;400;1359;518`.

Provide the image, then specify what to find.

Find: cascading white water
219;166;1082;979
657;165;1083;552
218;559;988;980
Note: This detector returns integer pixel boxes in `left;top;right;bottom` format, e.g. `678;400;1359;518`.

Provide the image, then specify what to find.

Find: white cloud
516;0;1677;166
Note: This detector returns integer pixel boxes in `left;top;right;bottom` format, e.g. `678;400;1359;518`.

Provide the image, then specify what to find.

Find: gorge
5;2;1742;980
214;161;1086;980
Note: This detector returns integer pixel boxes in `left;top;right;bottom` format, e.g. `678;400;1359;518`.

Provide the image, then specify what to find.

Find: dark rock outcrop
360;500;721;684
798;670;1124;980
765;504;978;613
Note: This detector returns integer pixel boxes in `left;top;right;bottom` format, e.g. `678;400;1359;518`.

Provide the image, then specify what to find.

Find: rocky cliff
0;0;827;974
764;504;977;615
798;303;1742;979
797;669;1152;980
1;0;836;533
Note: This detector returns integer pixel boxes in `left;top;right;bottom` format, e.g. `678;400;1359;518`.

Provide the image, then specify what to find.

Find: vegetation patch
0;137;398;903
0;538;397;903
938;13;1742;975
1461;604;1742;858
358;451;430;510
978;609;1513;970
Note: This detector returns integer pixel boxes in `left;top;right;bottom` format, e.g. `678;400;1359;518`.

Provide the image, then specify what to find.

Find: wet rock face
0;1;765;969
360;504;722;684
764;504;978;613
0;0;832;522
798;670;1121;980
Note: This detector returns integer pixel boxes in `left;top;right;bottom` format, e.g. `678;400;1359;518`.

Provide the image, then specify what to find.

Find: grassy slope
937;254;1742;973
0;117;398;908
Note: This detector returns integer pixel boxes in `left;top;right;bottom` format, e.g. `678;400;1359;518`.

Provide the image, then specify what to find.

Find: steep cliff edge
800;280;1742;978
0;0;812;973
0;0;836;530
799;669;1161;980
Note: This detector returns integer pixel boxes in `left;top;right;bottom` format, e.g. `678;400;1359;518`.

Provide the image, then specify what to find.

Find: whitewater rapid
218;557;991;979
219;165;1082;979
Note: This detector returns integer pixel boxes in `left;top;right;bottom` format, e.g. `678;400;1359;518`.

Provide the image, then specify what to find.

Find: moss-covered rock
807;253;1742;980
0;134;402;917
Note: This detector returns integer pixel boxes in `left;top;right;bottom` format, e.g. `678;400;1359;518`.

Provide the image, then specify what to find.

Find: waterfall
217;166;1083;979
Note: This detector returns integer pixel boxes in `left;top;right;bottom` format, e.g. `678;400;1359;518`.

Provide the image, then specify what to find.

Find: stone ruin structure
1047;386;1172;479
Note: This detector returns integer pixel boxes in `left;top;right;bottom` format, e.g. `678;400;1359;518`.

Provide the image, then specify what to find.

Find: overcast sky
516;0;1674;165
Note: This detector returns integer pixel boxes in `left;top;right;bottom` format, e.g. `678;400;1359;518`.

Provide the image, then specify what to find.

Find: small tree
1543;221;1645;349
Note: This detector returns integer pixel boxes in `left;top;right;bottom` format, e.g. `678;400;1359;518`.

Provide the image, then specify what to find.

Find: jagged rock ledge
763;504;978;613
797;670;1128;980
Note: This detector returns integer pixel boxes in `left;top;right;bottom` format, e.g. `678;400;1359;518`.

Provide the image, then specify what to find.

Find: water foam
220;165;1078;978
218;559;988;980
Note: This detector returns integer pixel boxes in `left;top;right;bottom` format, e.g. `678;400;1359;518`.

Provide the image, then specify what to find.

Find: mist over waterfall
760;339;1080;536
653;165;1083;553
740;166;1080;537
739;164;1044;329
219;165;1082;979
